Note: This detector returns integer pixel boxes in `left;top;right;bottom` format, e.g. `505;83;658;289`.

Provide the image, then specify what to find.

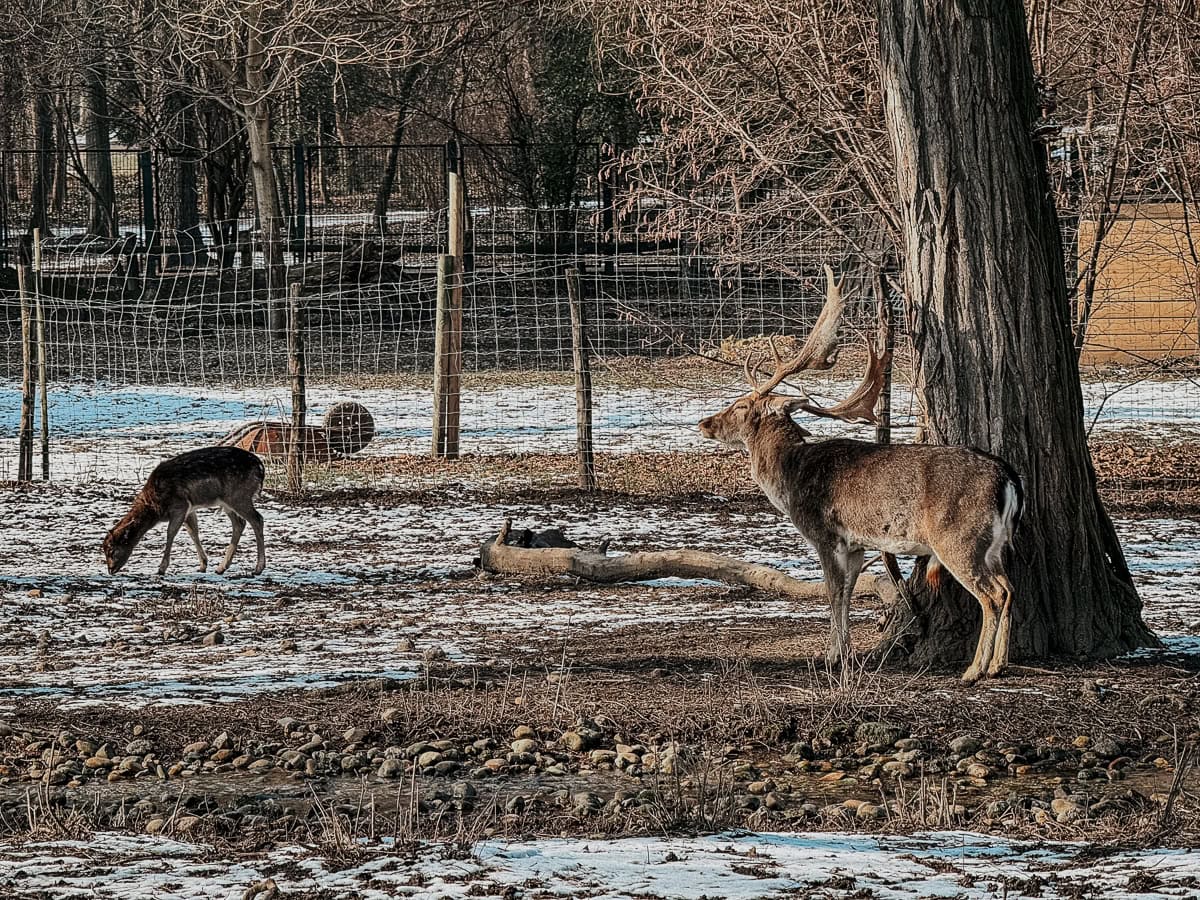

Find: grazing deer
699;268;1022;682
103;447;267;577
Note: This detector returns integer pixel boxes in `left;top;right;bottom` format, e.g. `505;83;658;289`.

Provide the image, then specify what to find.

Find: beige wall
1077;203;1200;365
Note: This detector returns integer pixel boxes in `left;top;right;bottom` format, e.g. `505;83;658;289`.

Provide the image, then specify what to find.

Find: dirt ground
0;480;1197;861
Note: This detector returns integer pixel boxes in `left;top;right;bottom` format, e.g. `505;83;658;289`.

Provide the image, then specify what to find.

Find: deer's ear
770;396;806;417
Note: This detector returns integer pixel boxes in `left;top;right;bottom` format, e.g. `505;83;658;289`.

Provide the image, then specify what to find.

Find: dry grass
267;430;1200;514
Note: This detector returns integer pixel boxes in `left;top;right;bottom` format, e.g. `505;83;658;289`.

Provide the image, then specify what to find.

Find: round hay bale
323;401;375;456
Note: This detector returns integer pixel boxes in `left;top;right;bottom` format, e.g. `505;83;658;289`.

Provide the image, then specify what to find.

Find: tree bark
29;92;55;237
372;65;423;234
242;0;286;333
80;11;117;239
877;0;1158;666
480;521;897;604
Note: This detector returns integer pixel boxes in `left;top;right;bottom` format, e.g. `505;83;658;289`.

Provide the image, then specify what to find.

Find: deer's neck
121;490;167;536
747;418;810;517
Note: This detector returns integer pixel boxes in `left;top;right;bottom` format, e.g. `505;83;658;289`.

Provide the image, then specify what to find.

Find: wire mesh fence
0;142;1197;508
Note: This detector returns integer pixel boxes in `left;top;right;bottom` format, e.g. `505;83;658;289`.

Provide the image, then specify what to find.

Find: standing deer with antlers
699;268;1023;682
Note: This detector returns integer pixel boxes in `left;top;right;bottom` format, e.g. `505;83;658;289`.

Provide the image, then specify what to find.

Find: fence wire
0;143;1197;511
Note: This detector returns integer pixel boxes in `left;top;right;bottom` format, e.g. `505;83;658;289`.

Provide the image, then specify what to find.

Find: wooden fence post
286;283;306;492
33;228;48;480
566;267;596;491
17;258;34;482
431;254;461;458
874;268;894;447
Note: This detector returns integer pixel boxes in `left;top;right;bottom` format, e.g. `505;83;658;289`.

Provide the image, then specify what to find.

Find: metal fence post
286;283;306;492
292;139;307;251
139;149;158;278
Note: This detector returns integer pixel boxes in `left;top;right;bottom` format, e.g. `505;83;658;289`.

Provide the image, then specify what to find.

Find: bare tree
878;0;1157;665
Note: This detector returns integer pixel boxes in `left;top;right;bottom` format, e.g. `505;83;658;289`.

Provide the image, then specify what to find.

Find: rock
396;637;416;652
483;758;507;772
883;761;913;778
417;750;443;769
344;727;369;744
434;760;461;776
279;640;298;653
145;818;166;834
513;725;537;741
175;815;203;833
747;780;776;795
1072;736;1091;749
212;732;233;751
201;630;223;647
297;735;323;753
572;791;602;812
453;782;477;801
182;741;210;757
737;795;760;811
240;879;280;900
589;749;618;768
1092;737;1122;758
279;750;306;769
377;758;404;778
340;755;366;773
764;792;786;811
965;763;991;779
1051;797;1082;816
856;802;883;821
949;736;981;756
511;739;539;755
277;717;301;734
380;708;402;725
558;730;593;752
855;722;908;748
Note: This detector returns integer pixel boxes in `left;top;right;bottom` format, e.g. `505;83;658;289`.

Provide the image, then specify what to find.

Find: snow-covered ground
0;374;1197;482
0;483;1196;708
1;830;1198;899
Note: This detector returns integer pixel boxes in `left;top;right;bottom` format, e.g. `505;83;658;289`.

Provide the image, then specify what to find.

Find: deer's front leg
816;544;853;667
159;511;186;576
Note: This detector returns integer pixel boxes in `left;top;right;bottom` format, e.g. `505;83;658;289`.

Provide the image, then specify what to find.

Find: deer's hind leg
934;550;1007;683
224;496;265;575
986;573;1015;677
184;513;208;572
216;508;245;575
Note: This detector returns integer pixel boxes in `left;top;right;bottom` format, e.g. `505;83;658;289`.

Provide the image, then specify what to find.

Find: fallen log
478;520;897;604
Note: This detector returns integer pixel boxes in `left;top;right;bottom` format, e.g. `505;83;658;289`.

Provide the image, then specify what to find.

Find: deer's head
103;522;138;574
699;265;889;449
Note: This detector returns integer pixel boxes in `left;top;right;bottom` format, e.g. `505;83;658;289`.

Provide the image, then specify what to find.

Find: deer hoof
214;565;228;575
960;666;983;684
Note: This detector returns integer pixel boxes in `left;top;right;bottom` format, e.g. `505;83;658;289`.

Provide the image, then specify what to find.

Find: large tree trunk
80;11;118;239
372;65;423;235
29;92;55;237
876;0;1158;666
242;2;286;335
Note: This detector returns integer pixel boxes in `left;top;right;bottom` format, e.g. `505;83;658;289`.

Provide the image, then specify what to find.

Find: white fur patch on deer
103;446;267;577
699;265;1023;682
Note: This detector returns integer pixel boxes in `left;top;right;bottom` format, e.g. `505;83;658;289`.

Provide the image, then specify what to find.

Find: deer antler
796;341;891;425
751;264;847;397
